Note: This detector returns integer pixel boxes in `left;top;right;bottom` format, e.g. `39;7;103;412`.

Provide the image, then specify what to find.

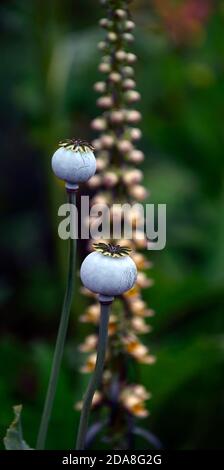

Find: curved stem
36;191;77;450
76;302;111;450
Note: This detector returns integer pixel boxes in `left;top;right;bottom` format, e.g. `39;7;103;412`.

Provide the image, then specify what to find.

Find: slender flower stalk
36;191;77;450
76;300;111;450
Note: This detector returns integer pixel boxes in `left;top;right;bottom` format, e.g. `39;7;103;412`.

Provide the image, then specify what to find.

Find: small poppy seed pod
51;139;96;190
80;243;137;298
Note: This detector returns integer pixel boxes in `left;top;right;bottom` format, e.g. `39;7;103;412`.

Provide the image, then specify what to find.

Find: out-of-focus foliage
0;0;224;449
4;405;32;450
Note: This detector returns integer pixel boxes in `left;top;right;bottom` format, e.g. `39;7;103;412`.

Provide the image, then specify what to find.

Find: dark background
1;0;224;449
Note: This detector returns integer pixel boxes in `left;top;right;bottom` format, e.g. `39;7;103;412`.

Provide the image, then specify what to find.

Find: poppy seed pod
51;139;96;190
80;243;137;298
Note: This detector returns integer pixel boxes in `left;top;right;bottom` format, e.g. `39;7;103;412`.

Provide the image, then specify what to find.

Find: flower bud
122;78;136;89
80;353;97;373
87;174;102;189
101;134;114;148
123;32;134;42
122;66;134;77
98;62;111;73
97;95;113;108
129;184;148;201
125;110;142;123
99;18;109;28
107;32;117;42
125;90;141;103
128;149;144;163
125;20;135;31
123;169;143;185
103;171;119;187
129;299;146;314
115;50;127;61
109;110;125;124
94;81;106;93
131;317;151;334
79;334;98;352
91;117;107;131
126;52;137;64
109;71;122;83
129;128;142;140
117;140;133;153
115;9;127;19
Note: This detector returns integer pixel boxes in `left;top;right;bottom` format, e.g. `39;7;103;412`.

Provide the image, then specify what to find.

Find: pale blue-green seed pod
80;244;137;298
52;139;96;190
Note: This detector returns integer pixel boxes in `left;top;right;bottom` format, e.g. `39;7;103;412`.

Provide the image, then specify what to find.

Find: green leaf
4;405;32;450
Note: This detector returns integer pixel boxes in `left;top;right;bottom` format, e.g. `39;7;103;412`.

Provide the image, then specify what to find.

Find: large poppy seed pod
51;139;96;190
80;243;137;299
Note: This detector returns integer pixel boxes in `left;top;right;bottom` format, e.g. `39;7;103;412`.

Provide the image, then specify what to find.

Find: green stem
76;302;111;450
36;191;77;450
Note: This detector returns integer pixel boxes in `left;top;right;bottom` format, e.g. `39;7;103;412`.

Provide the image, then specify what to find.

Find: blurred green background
1;0;224;450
